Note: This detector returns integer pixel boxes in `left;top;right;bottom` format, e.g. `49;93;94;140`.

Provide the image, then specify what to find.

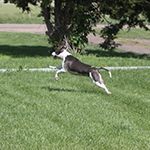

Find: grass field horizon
0;29;150;149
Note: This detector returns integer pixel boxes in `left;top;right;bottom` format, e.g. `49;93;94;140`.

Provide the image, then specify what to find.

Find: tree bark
41;4;54;37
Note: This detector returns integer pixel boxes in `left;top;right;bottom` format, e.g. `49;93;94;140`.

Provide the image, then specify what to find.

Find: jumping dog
50;47;112;94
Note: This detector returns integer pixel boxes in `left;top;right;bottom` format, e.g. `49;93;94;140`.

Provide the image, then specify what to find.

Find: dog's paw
107;91;112;94
49;66;56;69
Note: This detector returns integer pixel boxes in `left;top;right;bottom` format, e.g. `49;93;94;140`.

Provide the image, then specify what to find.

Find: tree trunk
53;0;72;49
41;0;73;50
41;0;89;52
41;4;54;37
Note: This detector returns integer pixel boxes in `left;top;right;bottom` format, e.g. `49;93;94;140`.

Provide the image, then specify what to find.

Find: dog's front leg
55;68;67;80
49;66;62;70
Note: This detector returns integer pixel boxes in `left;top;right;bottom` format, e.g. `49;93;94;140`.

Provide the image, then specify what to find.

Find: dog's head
52;46;69;59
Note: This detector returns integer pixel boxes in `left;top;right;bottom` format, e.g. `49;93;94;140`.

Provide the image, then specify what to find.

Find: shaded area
0;45;53;57
86;49;150;60
41;86;101;94
0;45;149;60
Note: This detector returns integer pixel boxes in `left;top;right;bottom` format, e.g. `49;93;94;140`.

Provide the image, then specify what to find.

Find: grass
0;4;44;24
95;28;150;39
95;27;150;49
117;28;150;39
0;32;150;69
100;14;150;25
0;32;150;149
0;32;52;69
0;69;150;149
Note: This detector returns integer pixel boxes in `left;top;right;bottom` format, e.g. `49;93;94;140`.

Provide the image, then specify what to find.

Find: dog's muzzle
52;52;58;59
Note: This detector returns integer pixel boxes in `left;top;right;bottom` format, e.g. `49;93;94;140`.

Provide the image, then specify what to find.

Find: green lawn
0;32;150;149
0;4;44;24
0;32;150;69
95;27;150;50
95;28;150;39
0;69;150;149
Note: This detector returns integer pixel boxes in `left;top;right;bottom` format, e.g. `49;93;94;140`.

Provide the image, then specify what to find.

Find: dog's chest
62;59;65;68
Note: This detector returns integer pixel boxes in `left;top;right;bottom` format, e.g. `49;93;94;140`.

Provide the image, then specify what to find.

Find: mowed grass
0;32;150;69
95;28;150;39
0;69;150;149
95;28;150;50
0;32;150;149
0;4;44;24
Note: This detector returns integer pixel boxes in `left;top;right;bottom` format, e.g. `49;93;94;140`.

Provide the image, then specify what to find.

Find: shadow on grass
86;49;150;60
0;45;149;60
0;45;53;57
41;86;98;94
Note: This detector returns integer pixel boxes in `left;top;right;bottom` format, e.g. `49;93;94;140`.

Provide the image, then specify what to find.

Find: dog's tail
97;67;112;78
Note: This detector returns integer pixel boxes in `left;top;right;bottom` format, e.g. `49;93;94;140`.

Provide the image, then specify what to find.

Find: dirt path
0;24;150;54
0;24;47;34
88;34;150;54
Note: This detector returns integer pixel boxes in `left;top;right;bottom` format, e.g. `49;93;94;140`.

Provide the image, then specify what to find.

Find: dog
51;46;112;94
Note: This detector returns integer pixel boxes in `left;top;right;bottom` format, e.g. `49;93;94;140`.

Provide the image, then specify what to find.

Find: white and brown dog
51;47;112;94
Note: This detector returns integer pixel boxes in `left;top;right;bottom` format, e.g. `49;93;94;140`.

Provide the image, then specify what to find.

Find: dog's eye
59;47;64;52
55;49;62;55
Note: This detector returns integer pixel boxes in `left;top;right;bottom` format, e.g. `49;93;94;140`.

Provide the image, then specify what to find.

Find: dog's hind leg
89;71;111;94
95;82;111;94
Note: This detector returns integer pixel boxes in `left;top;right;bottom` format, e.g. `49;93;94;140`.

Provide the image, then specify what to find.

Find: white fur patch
58;50;71;60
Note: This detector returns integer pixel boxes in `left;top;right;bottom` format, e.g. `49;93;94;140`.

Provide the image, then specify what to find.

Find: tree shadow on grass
86;49;150;60
0;45;149;60
0;45;53;57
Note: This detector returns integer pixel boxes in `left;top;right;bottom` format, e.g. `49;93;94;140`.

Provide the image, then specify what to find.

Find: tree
41;0;100;52
99;0;150;50
4;0;150;52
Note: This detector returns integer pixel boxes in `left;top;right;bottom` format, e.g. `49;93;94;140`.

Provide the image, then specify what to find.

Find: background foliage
3;0;150;51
